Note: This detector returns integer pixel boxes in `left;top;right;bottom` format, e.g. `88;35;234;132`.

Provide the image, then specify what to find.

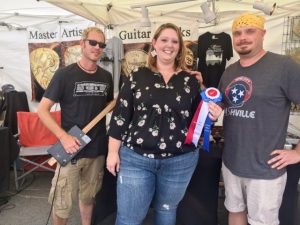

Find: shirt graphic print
74;82;109;96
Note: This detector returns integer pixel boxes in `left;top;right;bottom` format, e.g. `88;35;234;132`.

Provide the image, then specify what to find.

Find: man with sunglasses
38;27;113;225
86;39;107;49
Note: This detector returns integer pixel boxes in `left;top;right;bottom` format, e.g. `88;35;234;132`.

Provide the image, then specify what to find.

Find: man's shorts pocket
49;177;71;210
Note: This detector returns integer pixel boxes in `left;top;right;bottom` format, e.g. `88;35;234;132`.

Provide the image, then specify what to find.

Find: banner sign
114;22;198;44
28;21;93;43
27;21;93;101
114;22;199;77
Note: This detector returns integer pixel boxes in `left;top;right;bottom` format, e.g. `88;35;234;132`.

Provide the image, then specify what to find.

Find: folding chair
13;111;61;190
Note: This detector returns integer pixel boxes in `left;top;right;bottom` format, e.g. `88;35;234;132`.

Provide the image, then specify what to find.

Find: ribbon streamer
185;87;222;151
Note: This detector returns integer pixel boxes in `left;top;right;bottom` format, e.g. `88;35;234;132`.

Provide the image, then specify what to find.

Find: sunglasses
85;39;106;48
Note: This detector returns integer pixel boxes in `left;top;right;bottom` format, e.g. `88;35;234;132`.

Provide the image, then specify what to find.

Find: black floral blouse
108;67;201;158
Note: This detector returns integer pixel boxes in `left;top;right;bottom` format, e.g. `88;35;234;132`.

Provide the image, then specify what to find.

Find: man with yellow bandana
219;13;300;225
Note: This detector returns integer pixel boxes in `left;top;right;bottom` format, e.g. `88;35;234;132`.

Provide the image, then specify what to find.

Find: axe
47;99;116;166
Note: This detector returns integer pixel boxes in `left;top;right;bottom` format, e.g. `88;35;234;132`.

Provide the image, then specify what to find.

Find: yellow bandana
232;13;265;32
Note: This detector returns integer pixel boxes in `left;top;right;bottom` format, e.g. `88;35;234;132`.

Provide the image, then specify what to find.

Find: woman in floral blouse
106;23;222;225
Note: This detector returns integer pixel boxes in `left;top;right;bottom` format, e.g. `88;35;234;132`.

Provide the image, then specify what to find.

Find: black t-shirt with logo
44;63;113;158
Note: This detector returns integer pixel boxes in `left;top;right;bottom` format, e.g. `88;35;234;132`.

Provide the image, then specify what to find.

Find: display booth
0;1;299;225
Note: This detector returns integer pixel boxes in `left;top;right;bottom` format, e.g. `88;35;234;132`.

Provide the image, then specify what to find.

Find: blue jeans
115;146;199;225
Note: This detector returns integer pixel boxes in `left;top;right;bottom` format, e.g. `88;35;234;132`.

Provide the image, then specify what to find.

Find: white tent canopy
40;0;300;58
43;0;300;27
42;1;300;57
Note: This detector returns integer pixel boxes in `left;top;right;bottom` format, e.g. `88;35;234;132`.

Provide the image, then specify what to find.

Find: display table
0;127;19;192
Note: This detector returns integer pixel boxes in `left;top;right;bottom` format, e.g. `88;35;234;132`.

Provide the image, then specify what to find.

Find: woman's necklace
77;61;98;74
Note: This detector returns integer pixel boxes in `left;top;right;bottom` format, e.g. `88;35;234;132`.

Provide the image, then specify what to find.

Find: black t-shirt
44;63;113;158
197;32;233;88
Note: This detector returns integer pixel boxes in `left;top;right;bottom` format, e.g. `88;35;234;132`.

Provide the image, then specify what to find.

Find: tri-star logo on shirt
225;76;252;108
224;76;255;119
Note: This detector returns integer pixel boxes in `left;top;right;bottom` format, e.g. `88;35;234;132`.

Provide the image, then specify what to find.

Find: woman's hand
106;137;122;176
106;151;120;176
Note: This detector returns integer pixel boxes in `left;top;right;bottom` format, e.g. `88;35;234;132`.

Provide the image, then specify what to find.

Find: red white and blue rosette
185;87;222;151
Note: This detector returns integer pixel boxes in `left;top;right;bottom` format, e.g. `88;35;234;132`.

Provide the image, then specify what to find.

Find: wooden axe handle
48;155;59;166
48;99;116;166
82;99;116;133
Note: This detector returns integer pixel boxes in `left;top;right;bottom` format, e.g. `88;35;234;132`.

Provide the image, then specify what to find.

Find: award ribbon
185;87;222;151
